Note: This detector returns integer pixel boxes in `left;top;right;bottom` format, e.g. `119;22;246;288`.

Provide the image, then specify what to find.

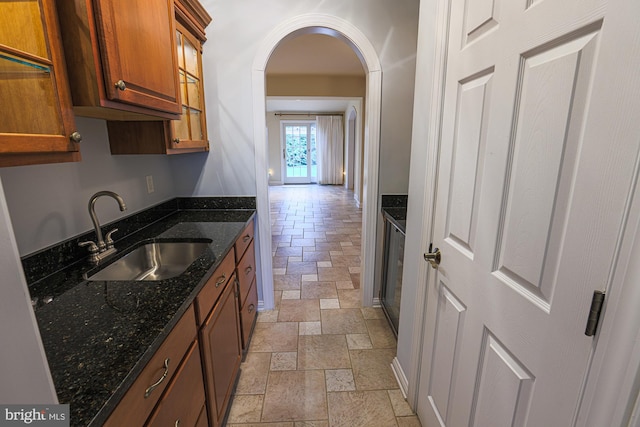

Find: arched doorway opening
251;14;382;310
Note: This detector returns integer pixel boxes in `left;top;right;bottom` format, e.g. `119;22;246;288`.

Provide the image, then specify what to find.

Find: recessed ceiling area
266;33;365;76
266;33;365;114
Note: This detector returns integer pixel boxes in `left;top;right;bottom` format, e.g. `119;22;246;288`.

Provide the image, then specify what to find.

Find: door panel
417;0;640;425
470;330;534;427
428;283;466;425
494;27;601;309
445;70;493;259
463;0;499;45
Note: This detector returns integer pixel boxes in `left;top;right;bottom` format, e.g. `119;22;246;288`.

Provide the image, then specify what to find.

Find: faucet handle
79;240;100;264
105;228;118;249
79;240;98;253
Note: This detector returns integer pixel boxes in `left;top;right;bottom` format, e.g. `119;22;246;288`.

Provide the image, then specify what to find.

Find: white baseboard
391;356;409;399
372;297;381;307
258;300;265;311
269;181;283;186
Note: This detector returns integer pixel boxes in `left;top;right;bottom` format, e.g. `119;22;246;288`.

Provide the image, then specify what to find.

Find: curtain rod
274;112;344;117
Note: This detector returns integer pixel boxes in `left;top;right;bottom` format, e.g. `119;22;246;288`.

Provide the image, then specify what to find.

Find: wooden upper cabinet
106;0;211;154
55;0;182;120
0;0;81;167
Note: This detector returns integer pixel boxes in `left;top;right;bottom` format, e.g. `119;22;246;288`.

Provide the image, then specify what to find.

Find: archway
252;13;382;310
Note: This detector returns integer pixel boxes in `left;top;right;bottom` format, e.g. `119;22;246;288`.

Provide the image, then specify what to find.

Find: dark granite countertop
30;208;255;427
382;207;407;234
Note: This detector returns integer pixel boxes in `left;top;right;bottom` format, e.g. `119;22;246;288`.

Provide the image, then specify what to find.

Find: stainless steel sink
85;241;211;281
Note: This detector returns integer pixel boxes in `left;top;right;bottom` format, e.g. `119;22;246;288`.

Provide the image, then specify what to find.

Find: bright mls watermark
0;405;69;426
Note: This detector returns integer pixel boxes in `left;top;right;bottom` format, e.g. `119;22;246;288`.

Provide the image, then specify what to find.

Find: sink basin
85;241;211;281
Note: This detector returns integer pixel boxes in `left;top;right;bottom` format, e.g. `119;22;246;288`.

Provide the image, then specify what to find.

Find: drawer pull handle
245;266;253;275
248;304;255;313
144;358;170;398
215;274;227;288
175;419;181;427
242;234;251;243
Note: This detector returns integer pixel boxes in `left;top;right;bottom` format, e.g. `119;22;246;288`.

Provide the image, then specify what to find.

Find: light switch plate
146;175;154;194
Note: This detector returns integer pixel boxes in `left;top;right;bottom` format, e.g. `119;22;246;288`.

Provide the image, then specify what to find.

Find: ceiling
265;33;364;113
266;33;365;76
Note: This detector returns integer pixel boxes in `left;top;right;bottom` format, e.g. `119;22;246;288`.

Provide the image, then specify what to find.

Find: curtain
316;115;344;185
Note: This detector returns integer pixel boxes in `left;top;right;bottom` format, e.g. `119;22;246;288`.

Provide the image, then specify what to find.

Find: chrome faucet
79;191;127;265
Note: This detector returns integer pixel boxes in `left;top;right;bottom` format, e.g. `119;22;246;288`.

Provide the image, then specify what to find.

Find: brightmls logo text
0;405;69;427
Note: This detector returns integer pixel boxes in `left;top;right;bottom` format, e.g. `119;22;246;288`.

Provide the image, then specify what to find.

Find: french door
282;122;316;184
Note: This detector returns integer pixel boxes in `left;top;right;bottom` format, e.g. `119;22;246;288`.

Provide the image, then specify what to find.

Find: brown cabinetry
199;272;242;427
235;221;258;352
146;341;207;427
106;0;211;155
102;219;257;427
104;305;198;427
55;0;182;120
0;0;81;167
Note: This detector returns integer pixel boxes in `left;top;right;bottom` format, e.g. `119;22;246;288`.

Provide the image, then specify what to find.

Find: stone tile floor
227;185;421;427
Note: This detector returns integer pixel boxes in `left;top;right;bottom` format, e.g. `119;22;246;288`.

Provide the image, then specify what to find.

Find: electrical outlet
146;175;155;194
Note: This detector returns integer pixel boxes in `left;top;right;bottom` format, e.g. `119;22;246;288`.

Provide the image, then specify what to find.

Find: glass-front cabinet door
170;22;208;151
0;0;80;167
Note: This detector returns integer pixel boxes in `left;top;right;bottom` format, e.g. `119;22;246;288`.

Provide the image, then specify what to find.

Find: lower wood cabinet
236;235;258;353
104;306;197;427
240;277;258;349
103;220;257;426
199;272;242;427
146;340;207;427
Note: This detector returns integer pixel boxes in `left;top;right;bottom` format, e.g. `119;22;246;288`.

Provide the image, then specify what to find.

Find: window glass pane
176;31;185;69
189;108;203;140
310;124;317;178
186;74;201;110
0;53;61;135
285;124;309;178
0;1;47;58
183;37;198;76
179;70;188;106
173;105;190;141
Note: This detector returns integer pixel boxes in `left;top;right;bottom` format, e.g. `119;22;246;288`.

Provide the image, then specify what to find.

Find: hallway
227;185;421;426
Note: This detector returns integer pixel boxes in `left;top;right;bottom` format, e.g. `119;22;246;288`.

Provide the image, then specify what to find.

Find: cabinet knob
172;138;180;144
115;80;126;91
69;132;82;143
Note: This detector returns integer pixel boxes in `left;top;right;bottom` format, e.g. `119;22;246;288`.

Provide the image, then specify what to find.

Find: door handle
423;244;441;269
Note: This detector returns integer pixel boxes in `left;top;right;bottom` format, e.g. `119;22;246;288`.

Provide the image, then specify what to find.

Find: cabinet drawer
240;277;258;350
146;340;205;427
195;405;208;427
104;305;197;427
234;221;254;263
237;240;256;306
196;249;235;324
200;277;242;426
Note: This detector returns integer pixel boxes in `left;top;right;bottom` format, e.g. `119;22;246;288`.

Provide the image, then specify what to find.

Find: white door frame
403;0;640;425
252;14;382;310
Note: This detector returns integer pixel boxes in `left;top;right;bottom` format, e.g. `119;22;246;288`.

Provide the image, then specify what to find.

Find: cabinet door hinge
585;290;605;337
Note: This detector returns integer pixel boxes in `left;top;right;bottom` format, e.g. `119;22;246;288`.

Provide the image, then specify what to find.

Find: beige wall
267;74;366;97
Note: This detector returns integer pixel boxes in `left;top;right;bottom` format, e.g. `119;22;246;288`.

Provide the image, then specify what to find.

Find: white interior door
283;122;317;184
416;0;640;425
